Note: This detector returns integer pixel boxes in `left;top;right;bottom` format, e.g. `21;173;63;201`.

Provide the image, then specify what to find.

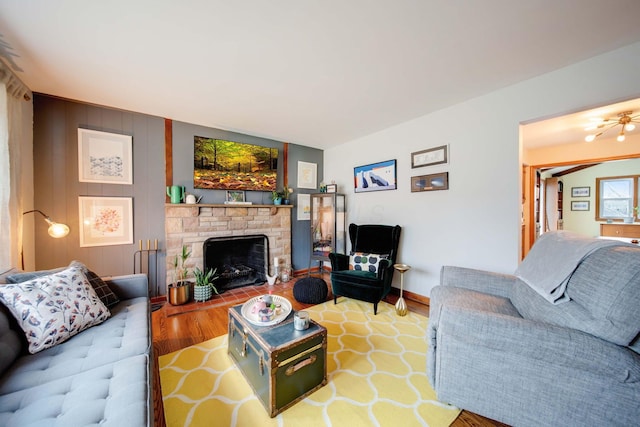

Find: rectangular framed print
571;186;590;197
571;201;590;211
297;193;311;220
297;161;317;189
326;184;337;193
79;196;133;247
354;159;397;193
411;172;449;192
226;190;246;203
78;128;133;184
411;145;448;168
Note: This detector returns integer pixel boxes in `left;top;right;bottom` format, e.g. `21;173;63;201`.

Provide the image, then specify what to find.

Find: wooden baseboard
294;267;430;306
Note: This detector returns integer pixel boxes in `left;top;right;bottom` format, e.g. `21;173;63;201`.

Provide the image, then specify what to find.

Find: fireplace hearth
204;235;269;290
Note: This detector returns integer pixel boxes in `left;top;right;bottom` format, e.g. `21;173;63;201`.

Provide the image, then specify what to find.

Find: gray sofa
427;231;640;427
0;271;152;427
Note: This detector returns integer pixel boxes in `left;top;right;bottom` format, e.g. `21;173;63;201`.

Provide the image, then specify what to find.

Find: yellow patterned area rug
159;298;460;426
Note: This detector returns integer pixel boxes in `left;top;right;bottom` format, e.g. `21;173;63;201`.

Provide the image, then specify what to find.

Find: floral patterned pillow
0;266;111;354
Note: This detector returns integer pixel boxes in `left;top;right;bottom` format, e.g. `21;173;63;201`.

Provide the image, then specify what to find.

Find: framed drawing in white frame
79;196;133;247
297;161;317;189
78;128;133;184
297;193;311;220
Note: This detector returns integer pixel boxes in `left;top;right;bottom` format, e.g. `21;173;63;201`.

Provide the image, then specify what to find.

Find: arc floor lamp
21;210;69;269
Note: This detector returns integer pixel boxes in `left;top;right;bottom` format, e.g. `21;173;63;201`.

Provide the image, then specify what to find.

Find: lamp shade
23;210;69;238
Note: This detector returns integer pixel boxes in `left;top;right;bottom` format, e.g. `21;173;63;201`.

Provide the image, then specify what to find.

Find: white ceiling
2;1;640;150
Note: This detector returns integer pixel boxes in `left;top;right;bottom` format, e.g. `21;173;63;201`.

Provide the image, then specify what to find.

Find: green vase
274;198;282;205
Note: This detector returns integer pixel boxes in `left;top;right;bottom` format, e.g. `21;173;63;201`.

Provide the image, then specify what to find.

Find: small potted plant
272;190;283;205
282;186;294;205
168;245;192;305
193;266;219;302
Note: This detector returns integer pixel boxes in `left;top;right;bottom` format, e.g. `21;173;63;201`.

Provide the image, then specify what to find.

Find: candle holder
393;263;411;316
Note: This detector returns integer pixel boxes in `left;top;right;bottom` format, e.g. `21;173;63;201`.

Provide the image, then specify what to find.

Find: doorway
521;97;640;258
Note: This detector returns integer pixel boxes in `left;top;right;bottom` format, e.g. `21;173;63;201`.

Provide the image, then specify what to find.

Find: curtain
0;59;32;269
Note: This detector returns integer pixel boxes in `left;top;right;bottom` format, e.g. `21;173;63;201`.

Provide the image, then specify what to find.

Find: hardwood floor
151;274;507;427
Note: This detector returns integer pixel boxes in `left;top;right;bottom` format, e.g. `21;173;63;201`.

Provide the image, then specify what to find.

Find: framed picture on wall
78;196;133;247
297;161;317;189
571;186;590;197
354;159;397;193
78;128;133;185
571;201;590;211
411;145;448;168
411;172;449;192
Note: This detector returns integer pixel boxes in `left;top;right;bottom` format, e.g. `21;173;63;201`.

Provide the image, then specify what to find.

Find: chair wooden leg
373;302;378;315
334;296;337;305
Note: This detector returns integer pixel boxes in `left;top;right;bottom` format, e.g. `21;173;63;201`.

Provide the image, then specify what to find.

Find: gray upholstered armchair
427;231;640;427
328;223;401;314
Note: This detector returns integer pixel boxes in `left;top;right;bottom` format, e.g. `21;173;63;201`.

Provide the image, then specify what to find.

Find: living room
2;2;640;426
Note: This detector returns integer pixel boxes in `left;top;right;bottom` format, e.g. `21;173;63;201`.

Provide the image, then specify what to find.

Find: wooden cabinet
600;223;640;239
309;193;346;265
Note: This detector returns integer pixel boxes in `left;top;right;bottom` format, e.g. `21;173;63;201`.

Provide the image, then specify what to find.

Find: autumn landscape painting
193;137;278;191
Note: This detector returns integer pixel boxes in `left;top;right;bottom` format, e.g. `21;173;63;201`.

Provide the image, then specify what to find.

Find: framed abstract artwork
354;159;397;193
78;196;133;247
78;128;133;185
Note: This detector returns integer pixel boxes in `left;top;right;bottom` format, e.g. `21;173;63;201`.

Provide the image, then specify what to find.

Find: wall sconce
23;209;70;238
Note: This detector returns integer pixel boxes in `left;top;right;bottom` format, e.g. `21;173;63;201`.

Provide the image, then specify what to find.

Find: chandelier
585;111;640;142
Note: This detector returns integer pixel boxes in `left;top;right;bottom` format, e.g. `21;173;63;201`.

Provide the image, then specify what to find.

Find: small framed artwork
411;172;449;192
297;193;311;220
571;201;590;211
79;196;133;247
297;161;317;189
326;184;337;193
226;190;245;203
571;186;590;197
354;159;397;193
411;145;448;168
78;128;133;184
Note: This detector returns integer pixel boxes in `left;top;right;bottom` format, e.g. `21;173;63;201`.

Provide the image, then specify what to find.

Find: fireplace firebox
203;235;269;290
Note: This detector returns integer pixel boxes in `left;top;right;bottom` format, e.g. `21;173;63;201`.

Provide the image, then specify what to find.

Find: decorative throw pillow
7;261;120;309
69;261;120;308
349;252;389;274
0;266;111;354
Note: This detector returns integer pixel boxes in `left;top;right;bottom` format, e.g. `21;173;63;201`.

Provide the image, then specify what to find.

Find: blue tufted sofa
0;271;152;427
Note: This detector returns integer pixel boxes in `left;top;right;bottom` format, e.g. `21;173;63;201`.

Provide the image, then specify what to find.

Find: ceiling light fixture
585;111;640;142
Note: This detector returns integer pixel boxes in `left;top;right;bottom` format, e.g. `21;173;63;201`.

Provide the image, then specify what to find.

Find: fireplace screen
203;235;269;290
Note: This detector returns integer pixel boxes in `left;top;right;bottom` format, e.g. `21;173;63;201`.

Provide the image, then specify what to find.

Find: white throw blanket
515;231;625;304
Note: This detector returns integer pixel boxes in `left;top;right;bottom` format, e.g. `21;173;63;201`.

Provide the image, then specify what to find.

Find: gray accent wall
32;94;323;294
33;94;166;290
171;121;323;272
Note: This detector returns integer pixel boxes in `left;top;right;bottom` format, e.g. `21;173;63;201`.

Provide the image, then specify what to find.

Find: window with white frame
596;176;639;221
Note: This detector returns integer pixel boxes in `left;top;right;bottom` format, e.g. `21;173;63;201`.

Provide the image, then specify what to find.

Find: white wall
324;41;640;298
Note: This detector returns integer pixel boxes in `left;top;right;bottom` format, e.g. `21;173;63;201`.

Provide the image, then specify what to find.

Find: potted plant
282;186;294;205
271;190;283;205
168;245;192;305
193;266;219;302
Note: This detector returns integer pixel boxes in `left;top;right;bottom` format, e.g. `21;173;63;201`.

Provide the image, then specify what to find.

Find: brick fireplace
164;205;292;291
